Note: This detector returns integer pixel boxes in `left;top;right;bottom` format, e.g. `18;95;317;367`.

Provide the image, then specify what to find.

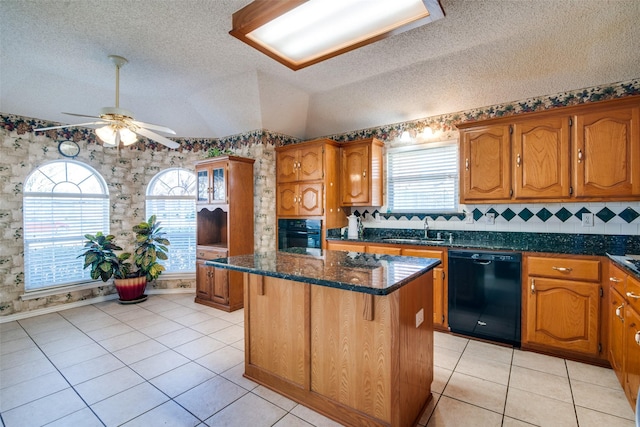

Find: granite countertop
205;248;441;296
327;230;640;256
608;254;640;279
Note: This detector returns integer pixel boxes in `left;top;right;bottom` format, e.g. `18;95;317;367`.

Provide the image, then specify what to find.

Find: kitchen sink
382;238;446;245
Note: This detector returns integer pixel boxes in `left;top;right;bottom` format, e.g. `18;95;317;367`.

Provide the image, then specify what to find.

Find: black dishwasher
448;250;522;346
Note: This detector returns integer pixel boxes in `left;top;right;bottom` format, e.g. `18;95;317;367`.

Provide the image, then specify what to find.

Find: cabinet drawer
402;248;444;261
197;246;228;260
609;262;627;296
626;275;640;313
528;256;600;282
366;245;402;255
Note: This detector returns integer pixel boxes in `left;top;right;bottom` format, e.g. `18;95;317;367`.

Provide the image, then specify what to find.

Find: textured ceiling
1;0;639;140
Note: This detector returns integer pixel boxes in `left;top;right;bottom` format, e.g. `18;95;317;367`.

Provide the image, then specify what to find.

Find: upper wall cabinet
573;102;640;198
340;137;384;206
276;144;324;183
458;96;640;203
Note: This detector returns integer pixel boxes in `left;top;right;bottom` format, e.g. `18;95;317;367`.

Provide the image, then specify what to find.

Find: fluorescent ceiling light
230;0;444;70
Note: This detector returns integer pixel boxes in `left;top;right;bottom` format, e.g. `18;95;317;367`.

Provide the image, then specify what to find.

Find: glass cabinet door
197;169;210;203
212;167;226;203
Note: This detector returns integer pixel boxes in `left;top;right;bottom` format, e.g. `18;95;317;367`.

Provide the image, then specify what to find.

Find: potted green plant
79;215;170;303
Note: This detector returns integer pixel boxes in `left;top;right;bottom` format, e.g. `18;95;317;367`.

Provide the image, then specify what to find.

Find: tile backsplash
354;202;640;236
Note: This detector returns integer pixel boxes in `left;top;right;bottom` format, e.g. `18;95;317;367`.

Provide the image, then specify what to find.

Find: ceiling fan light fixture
95;125;137;147
230;0;444;70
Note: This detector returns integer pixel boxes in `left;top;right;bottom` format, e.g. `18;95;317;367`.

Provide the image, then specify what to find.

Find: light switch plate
415;308;424;328
582;213;594;227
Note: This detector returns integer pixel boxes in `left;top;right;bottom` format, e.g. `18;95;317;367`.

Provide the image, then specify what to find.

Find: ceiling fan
35;55;179;149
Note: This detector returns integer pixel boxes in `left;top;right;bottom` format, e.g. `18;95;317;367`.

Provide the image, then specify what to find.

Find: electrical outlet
485;213;495;224
415;308;424;328
466;212;474;224
582;213;594;227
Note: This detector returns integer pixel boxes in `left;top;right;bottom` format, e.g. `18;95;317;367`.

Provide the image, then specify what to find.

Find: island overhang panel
207;249;440;427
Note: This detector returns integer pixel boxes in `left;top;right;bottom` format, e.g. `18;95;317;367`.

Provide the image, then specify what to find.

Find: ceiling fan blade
134;127;180;149
130;119;176;135
34;121;109;132
62;112;104;120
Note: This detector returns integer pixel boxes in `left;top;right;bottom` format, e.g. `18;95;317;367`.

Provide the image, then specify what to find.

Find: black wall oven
278;219;322;250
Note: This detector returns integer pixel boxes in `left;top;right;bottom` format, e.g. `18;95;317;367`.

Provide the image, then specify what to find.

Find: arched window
146;168;196;273
23;160;109;290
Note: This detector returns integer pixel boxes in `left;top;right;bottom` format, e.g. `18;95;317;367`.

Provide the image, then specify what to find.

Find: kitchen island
207;249;440;427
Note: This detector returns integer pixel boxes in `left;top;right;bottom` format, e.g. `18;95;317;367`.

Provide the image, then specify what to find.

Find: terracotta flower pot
114;276;147;302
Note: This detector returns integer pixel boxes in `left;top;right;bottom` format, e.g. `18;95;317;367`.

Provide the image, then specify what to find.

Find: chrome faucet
423;217;429;239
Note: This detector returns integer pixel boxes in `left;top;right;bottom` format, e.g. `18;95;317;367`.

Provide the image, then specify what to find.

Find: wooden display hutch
195;156;254;311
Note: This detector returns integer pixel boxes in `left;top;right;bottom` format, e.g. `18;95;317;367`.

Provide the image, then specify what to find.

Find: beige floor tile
0;321;21;333
60;353;125;385
434;331;469;353
432;366;452;394
272;413;314;427
91;381;169;426
74;314;123;333
502;416;537;426
231;338;245;351
18;313;70;335
139;300;183;314
137;318;185;338
205;392;287;426
122;312;167;329
572;379;635;420
73;367;144;405
0;346;48;370
0;357;56;389
173;311;217;326
433;346;462;371
0;371;69;411
150;362;216;397
129;349;189;380
289;404;344;427
155;327;204;348
98;330;149;352
463;339;513;365
504;387;577;426
219;363;260;391
112;339;167;364
85;323;135;341
195;345;244;374
0;327;28;343
215;309;245;324
442;371;507;413
209;324;245;344
190;317;234;335
158;305;201;320
39;334;95;356
44;407;104;427
47;342;108;369
426;395;502;427
512;349;567;377
455;351;511;385
174;335;226;359
0;336;37;355
174;375;247;420
30;327;83;346
509;365;572;403
252;385;298;411
575;406;636;427
121;400;200;426
95;300;143;316
566;359;621;389
1;388;86;427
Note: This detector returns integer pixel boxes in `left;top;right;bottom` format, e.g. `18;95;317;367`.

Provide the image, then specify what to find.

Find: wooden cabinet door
212;267;229;304
341;143;370;205
573;105;640;197
276;150;299;183
196;259;212;300
625;305;640;409
298;182;323;216
461;125;512;201
401;248;446;328
276;183;298;216
196;167;210;204
299;145;324;182
526;277;600;355
513;117;571;199
610;288;626;382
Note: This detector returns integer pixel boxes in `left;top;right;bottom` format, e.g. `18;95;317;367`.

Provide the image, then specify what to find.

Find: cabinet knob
627;292;640;299
552;266;572;273
465;158;469;171
516;154;521;167
577;149;583;163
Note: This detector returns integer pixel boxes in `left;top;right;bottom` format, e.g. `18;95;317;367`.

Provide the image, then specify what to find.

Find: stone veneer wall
2;77;640;317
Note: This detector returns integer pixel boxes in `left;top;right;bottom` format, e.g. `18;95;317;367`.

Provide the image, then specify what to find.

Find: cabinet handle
298;194;302;204
531;279;535;294
636;331;640;346
293;196;298;203
552;266;573;272
363;169;367;178
610;276;623;283
616;304;624;320
465;158;469;171
577;149;583;163
627;292;640;299
516;154;521;167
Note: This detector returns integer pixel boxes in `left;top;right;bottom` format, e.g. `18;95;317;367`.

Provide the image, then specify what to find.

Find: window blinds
387;141;459;212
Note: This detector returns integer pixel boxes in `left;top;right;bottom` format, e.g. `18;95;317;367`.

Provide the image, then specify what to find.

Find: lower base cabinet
195;245;243;312
625;304;640;409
